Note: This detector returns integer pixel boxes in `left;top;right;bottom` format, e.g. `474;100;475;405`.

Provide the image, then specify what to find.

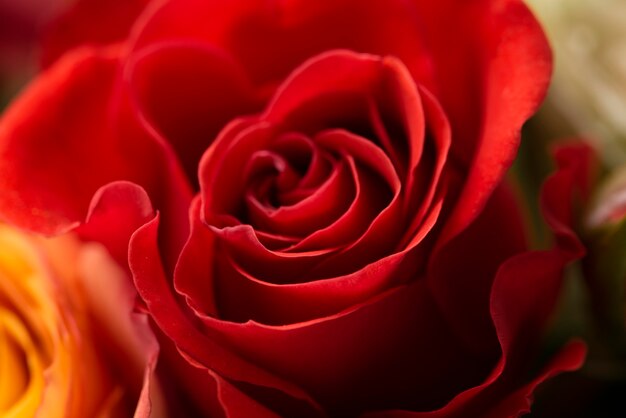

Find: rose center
235;128;363;240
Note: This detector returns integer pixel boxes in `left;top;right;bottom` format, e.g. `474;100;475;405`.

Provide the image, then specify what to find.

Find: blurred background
529;0;626;166
525;1;626;416
0;0;68;106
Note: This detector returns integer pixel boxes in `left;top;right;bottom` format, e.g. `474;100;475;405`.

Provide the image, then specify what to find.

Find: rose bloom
0;223;164;417
0;0;588;416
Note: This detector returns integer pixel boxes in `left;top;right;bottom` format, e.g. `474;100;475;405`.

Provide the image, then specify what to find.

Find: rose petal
129;214;323;414
481;341;586;418
429;183;529;355
77;181;154;267
204;198;442;324
210;371;282;418
174;197;219;319
201;120;275;218
209;223;338;282
245;157;354;237
129;0;434;89
399;87;451;246
288;142;395;254
362;341;586;418
0;46;124;234
363;143;592;417
541;143;595;254
432;0;552;246
126;41;259;182
0;45;193;254
134;206;487;415
201;280;490;415
41;0;150;67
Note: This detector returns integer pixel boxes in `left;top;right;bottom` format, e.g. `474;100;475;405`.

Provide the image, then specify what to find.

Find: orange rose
0;224;164;417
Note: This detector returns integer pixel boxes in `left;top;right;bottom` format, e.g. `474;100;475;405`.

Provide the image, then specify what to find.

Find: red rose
0;0;586;416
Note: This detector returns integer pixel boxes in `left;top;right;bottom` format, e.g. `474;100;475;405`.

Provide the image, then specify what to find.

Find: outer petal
417;0;557;407
0;46;124;234
129;0;434;89
428;183;529;355
133;207;494;415
210;371;281;418
129;215;324;416
365;145;591;417
125;40;260;182
431;0;552;244
0;45;193;265
78;181;155;267
41;0;151;67
199;281;491;416
364;341;585;418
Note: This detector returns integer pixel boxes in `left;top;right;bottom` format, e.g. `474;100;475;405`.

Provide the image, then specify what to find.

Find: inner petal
269;133;334;205
244;150;301;208
245;159;354;237
286;154;392;254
